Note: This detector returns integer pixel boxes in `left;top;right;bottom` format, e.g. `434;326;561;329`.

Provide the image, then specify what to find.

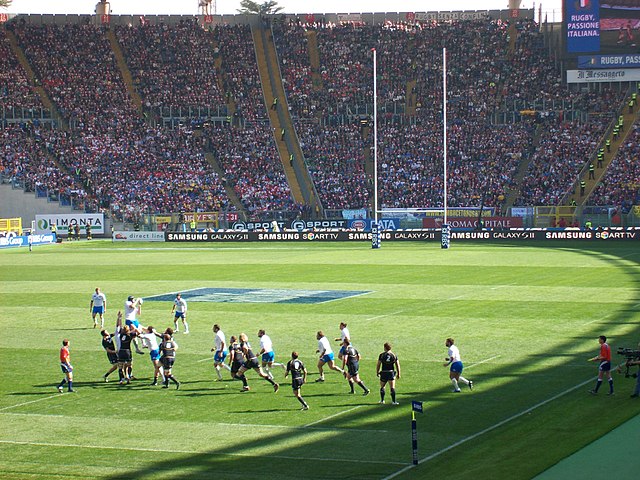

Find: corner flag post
411;400;423;465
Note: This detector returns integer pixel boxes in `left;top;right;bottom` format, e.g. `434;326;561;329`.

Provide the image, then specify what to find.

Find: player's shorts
320;352;334;363
161;357;175;369
60;363;73;374
118;349;132;363
339;345;346;356
92;306;104;315
599;361;611;372
292;377;304;390
107;352;118;364
149;349;161;361
450;361;464;373
243;357;260;370
347;362;359;377
231;362;243;375
379;370;396;383
174;311;185;319
261;351;275;363
125;319;140;329
214;351;228;363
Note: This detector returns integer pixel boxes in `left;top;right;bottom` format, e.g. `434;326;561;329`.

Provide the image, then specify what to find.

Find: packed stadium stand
1;12;638;225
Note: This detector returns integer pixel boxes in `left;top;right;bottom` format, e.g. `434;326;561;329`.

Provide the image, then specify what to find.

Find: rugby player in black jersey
100;328;121;382
160;333;180;389
342;339;370;396
228;335;244;379
234;333;279;393
376;342;401;405
285;351;309;410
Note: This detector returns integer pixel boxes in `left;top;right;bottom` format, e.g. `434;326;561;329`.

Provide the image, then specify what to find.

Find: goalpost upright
372;46;450;248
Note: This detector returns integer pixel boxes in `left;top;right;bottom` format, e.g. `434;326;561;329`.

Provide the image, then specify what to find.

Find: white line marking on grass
0;412;387;434
367;310;406;321
214;420;386;434
582;313;613;326
490;284;515;290
303;405;363;428
0;440;409;466
0;394;61;412
381;377;595;480
465;355;501;369
196;357;213;363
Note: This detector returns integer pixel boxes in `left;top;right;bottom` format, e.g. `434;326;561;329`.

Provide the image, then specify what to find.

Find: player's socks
380;388;386;402
391;388;397;403
451;378;460;391
215;366;223;380
349;380;355;393
608;379;614;394
594;379;602;392
183;322;189;334
265;377;276;386
237;374;248;387
58;379;67;388
459;376;470;385
265;367;273;380
358;381;368;393
67;381;73;391
222;363;232;372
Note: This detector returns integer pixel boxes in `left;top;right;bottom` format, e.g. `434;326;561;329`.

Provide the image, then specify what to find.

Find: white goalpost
373;48;450;248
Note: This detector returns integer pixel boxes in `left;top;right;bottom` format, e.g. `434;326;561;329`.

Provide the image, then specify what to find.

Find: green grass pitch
1;240;639;479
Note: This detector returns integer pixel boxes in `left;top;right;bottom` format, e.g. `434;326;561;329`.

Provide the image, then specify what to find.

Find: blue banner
578;54;640;68
0;233;56;249
567;0;601;53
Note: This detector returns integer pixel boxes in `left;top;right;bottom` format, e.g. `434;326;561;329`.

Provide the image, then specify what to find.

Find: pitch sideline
381;377;595;480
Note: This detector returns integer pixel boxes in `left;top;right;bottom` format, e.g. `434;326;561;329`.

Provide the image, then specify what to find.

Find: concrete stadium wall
0;182;75;227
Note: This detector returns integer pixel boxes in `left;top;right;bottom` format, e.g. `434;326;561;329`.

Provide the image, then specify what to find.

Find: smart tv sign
566;0;600;53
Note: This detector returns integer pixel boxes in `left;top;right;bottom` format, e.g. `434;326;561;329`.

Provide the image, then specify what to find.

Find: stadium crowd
204;122;295;213
591;123;640;210
1;16;638;221
115;19;226;113
0;29;45;119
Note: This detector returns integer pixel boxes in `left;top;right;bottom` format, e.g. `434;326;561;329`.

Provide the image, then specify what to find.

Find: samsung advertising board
165;229;640;243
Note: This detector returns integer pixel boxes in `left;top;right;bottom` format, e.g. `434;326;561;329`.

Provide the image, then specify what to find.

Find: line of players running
100;311;402;409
